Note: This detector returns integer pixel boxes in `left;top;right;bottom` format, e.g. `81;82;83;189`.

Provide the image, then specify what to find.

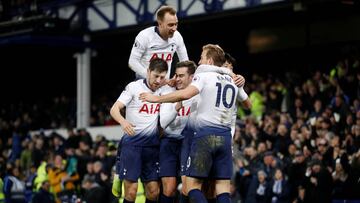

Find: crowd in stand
0;51;359;203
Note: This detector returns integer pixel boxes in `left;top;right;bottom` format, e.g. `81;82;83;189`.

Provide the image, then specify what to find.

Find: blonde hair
202;44;226;67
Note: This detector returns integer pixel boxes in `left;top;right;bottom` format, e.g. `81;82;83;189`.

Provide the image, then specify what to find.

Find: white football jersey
159;86;194;139
117;79;164;146
190;67;239;134
195;64;248;136
129;26;188;79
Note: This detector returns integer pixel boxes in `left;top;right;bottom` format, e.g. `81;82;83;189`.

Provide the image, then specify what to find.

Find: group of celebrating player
109;5;251;203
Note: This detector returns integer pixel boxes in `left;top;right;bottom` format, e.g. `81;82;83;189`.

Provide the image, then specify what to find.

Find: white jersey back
190;69;238;134
130;26;188;79
117;79;163;146
160;86;194;139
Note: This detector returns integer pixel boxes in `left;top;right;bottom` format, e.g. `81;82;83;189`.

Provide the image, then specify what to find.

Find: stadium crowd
0;50;359;203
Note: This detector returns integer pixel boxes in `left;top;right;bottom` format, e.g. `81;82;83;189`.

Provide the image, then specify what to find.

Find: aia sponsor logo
178;106;190;116
139;103;160;114
150;53;172;61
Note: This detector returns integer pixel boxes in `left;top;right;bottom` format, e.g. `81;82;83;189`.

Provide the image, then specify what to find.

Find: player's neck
144;79;156;92
156;26;168;40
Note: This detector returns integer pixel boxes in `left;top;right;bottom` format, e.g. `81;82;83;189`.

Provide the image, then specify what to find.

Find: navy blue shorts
118;145;159;182
159;137;183;177
180;127;194;176
186;135;232;179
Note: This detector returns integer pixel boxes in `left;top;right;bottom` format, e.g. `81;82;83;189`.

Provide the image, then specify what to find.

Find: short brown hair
156;5;177;21
176;60;197;75
202;44;225;67
149;58;168;73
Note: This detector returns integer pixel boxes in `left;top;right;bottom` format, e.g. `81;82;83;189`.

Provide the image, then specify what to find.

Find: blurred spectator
3;163;26;203
81;176;106;203
31;180;55;203
332;157;352;200
19;138;32;177
48;154;79;203
303;159;333;203
288;150;307;201
234;158;252;202
31;135;45;168
269;168;290;203
246;170;270;203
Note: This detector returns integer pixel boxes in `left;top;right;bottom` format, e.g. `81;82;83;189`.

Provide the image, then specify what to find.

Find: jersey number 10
215;83;236;108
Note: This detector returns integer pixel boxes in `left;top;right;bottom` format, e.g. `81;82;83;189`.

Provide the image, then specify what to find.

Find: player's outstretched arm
110;101;136;136
139;93;160;103
237;87;252;109
140;85;199;103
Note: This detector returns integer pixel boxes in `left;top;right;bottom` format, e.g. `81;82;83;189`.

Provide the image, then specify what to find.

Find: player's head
156;5;178;39
199;44;226;67
224;52;236;71
175;60;197;90
147;58;168;91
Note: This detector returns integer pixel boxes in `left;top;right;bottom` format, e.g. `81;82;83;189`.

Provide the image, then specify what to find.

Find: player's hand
233;74;245;87
160;78;168;87
121;120;136;136
139;92;159;103
167;75;177;87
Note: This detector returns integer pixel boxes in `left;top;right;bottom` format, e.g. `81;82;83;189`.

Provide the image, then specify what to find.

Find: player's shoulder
174;30;183;37
173;30;184;41
196;64;220;73
137;26;156;38
160;85;176;94
127;79;144;88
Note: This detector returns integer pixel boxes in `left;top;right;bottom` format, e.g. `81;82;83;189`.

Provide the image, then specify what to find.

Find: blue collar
143;79;153;91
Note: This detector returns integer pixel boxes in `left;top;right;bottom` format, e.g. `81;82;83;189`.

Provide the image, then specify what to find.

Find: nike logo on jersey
133;41;139;48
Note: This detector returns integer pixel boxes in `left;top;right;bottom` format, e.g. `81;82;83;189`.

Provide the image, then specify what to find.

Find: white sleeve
195;65;232;76
176;33;189;62
237;86;248;102
160;103;178;129
128;33;148;78
190;74;204;93
117;83;134;106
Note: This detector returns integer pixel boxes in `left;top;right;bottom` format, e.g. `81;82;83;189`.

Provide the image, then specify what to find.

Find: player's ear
157;19;162;27
208;58;214;65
